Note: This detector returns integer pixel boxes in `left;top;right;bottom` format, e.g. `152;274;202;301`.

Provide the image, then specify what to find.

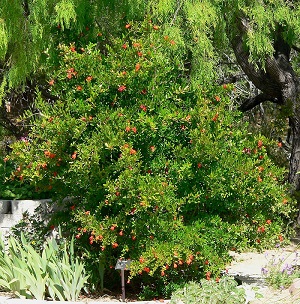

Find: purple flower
261;267;268;275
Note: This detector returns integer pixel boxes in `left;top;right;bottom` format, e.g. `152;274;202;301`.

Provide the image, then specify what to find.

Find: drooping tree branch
238;93;279;112
292;45;300;53
230;16;271;93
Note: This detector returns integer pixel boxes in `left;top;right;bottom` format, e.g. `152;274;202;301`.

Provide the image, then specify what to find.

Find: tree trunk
229;18;300;204
289;109;300;191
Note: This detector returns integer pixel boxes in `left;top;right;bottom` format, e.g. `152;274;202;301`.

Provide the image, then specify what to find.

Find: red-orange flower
266;219;272;225
140;104;147;112
212;113;219;122
118;85;126;92
139;257;145;263
143;267;150;273
96;235;103;241
112;242;119;249
89;236;94;244
130;148;137;155
49;79;55;86
135;63;141;72
67;68;77;79
71;152;77;160
86;76;93;82
125;24;131;29
153;25;159;30
76;85;83;91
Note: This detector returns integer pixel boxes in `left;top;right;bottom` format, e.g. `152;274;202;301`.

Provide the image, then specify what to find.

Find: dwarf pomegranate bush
8;20;295;297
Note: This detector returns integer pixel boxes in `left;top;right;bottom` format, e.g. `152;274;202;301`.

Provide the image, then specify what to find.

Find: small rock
289;278;300;296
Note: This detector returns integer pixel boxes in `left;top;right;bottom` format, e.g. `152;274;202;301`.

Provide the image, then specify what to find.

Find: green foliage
170;277;246;304
0;232;88;300
0;158;50;199
55;0;77;30
0;19;7;61
8;21;296;298
2;0;300;88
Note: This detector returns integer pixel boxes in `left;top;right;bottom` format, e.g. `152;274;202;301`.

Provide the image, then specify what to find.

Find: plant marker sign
115;259;131;302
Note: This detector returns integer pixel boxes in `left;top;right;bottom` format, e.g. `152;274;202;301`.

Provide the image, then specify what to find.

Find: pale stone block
0;213;21;228
289;278;300;296
11;199;51;215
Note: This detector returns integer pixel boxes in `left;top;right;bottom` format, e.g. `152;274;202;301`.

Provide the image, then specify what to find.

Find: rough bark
230;16;300;193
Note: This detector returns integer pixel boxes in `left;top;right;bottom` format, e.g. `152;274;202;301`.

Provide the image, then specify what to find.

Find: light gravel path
227;243;300;303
